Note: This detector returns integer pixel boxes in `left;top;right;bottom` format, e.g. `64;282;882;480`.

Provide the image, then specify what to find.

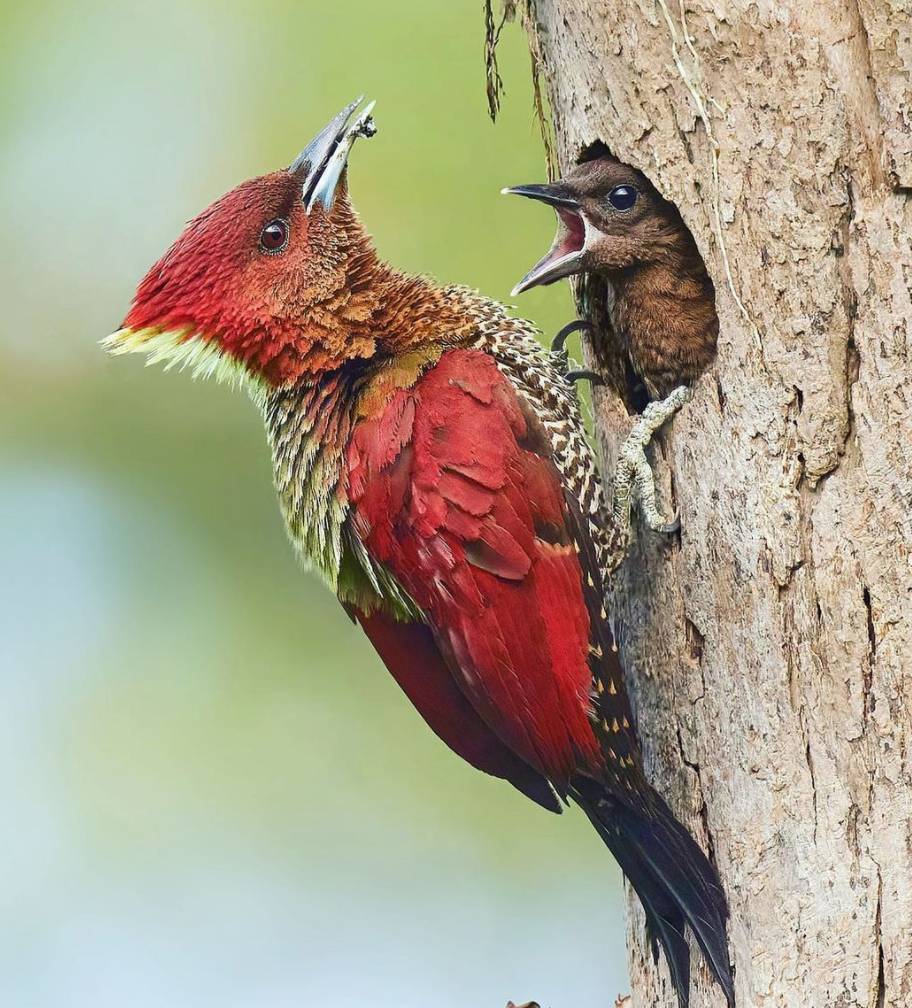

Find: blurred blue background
0;1;626;1005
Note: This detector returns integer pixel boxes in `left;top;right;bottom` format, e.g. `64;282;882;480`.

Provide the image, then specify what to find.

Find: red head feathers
106;99;381;387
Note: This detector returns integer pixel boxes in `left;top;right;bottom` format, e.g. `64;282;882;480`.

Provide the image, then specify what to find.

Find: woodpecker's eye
260;219;289;254
607;185;638;212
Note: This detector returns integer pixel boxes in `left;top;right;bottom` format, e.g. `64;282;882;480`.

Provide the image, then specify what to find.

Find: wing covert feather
348;349;628;786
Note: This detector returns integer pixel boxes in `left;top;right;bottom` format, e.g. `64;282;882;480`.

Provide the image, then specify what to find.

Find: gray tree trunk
508;3;912;1006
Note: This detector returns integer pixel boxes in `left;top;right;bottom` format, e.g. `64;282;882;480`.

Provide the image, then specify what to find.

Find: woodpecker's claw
613;386;691;537
658;513;681;536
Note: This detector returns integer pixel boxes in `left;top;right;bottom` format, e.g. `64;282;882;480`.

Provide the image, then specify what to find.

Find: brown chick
505;156;717;399
504;156;719;534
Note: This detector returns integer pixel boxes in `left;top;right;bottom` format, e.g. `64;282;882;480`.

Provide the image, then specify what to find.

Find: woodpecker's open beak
502;183;588;296
292;97;377;214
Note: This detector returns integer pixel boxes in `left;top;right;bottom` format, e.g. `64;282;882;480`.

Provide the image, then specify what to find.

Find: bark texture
512;3;912;1006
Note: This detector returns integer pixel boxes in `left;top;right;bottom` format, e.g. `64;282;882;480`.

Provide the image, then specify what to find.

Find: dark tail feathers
572;776;734;1008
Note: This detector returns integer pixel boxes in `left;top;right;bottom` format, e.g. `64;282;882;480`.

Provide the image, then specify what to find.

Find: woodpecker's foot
613;385;692;536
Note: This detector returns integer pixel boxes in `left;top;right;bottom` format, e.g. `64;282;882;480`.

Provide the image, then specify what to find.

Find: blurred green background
0;1;626;1005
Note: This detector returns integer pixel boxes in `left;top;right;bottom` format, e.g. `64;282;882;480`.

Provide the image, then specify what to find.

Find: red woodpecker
505;157;719;535
104;100;733;1008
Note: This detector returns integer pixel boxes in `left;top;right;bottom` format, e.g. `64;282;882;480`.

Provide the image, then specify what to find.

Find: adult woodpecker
104;100;733;1008
505;157;719;534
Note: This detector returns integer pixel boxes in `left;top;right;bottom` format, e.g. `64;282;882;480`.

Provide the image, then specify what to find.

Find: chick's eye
260;219;289;254
608;185;638;212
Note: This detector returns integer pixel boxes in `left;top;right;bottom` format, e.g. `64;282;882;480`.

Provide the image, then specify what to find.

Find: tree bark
510;3;912;1006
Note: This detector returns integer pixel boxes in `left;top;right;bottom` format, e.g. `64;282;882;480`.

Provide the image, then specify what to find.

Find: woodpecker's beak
502;182;588;296
292;97;377;214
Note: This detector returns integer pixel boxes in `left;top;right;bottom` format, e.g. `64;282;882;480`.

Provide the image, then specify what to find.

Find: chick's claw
551;318;592;356
549;320;604;388
565;368;605;387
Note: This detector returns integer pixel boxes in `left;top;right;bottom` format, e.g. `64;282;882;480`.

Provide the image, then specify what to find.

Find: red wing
347;348;604;785
350;607;561;813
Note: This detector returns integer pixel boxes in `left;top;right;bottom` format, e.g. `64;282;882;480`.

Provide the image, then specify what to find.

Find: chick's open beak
292;97;377;214
502;182;588;296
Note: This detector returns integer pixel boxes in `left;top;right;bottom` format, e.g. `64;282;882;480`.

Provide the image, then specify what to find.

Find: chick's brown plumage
508;156;718;401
